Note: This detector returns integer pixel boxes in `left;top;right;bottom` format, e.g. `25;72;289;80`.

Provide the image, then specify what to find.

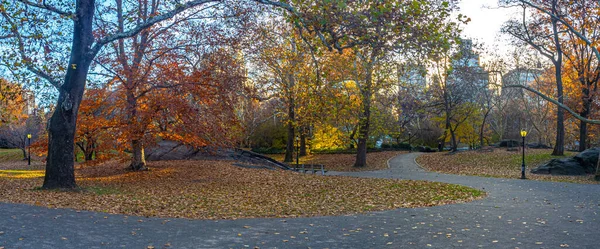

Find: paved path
1;153;599;248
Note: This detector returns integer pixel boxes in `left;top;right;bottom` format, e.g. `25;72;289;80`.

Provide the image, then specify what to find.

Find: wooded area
1;0;600;189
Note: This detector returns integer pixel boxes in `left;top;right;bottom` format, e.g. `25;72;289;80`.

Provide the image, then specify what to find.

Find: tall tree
502;0;567;155
249;22;307;162
558;0;600;151
0;0;259;188
429;40;486;151
284;0;462;166
501;0;600;179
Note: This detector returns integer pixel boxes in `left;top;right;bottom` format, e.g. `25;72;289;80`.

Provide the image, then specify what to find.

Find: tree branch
0;10;61;88
91;0;220;56
517;0;600;62
503;83;600;124
15;0;72;16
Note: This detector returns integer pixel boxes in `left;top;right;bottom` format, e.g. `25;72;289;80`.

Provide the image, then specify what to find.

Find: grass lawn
266;151;407;171
416;149;597;184
0;148;25;162
0;148;45;170
0;159;484;219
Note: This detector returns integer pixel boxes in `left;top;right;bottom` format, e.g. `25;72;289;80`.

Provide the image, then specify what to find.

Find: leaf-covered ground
416;149;597;184
267;151;407;171
0;159;484;219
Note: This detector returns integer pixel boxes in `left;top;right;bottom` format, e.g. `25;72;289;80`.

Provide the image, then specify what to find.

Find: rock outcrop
531;147;600;175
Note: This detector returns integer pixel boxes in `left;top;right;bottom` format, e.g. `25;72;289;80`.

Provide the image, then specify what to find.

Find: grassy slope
416;149;597;184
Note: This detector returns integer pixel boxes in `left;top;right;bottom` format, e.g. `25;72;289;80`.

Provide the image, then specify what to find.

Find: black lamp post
295;136;300;167
520;129;527;179
408;131;412;151
27;134;31;166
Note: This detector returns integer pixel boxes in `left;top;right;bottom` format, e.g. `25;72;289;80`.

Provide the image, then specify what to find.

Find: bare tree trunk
284;94;295;162
43;0;95;189
479;109;491;148
354;61;374;168
299;128;307;156
354;107;370;167
578;92;591;152
551;1;565;156
21;148;27;160
449;127;458;151
129;139;147;170
84;145;94;161
595;151;600;181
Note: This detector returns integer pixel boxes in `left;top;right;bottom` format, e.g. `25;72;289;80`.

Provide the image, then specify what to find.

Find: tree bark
299;128;307;156
84;145;94;161
284;90;295;162
43;0;95;189
129;139;147;171
449;126;458;151
551;4;565;156
479;108;491;148
21;148;27;160
596;151;600;181
354;64;373;168
354;107;370;167
578;89;591;152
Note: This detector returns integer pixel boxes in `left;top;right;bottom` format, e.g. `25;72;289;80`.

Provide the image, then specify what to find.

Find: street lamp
295;135;300;167
520;129;527;179
27;134;31;166
408;131;412;151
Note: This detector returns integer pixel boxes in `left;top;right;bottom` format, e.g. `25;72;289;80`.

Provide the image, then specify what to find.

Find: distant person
438;142;443;152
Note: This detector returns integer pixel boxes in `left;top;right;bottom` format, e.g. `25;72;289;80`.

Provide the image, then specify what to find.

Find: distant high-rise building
501;68;542;98
449;39;489;101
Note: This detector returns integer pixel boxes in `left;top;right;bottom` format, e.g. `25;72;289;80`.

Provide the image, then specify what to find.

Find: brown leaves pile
416;149;597;184
268;151;407;171
0;159;483;219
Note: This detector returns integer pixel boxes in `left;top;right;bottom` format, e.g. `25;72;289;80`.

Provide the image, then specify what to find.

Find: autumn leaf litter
0;157;484;219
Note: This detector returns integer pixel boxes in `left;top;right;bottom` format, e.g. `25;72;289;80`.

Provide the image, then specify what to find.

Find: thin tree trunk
354;71;373;168
479;109;491;148
43;0;95;189
450;127;458;151
578;91;590;152
354;112;370;167
300;129;307;156
551;1;564;156
595;151;600;181
284;93;295;162
21;148;27;160
84;147;94;161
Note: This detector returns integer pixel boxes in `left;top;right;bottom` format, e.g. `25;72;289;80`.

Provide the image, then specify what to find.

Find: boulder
145;140;199;161
415;145;436;153
144;140;292;170
531;158;587;175
527;143;552;149
145;140;230;161
573;147;600;173
498;140;520;148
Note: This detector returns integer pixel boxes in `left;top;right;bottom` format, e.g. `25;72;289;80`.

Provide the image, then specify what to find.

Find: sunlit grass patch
0;169;45;179
416;149;595;184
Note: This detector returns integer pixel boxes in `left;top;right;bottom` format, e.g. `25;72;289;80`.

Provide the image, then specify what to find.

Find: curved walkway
1;153;599;248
